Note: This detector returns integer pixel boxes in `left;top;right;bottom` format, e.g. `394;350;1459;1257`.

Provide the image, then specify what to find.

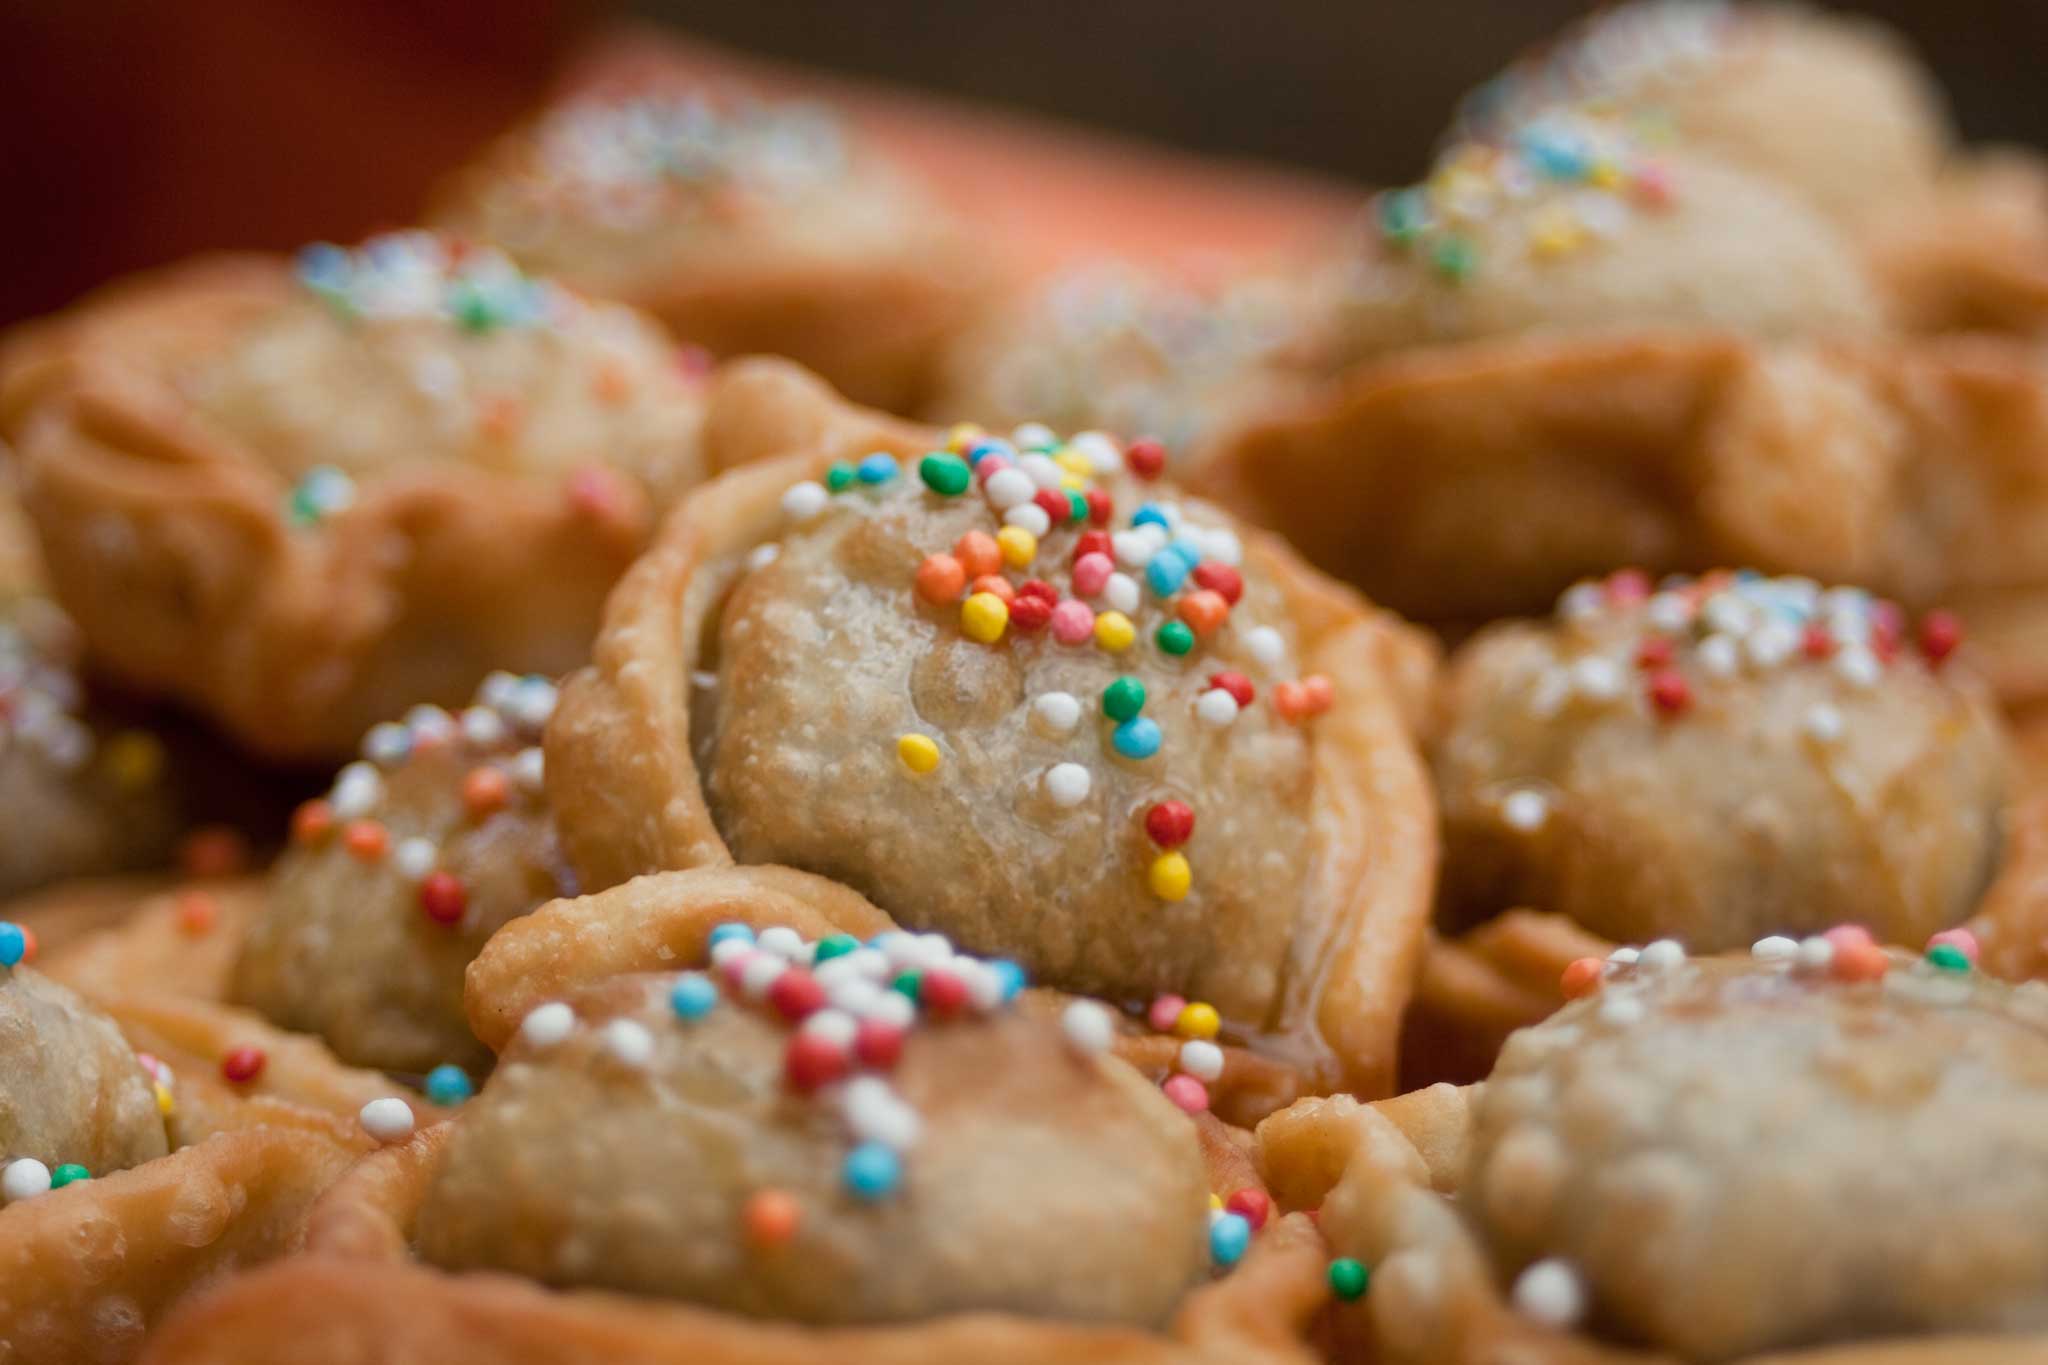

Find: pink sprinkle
1824;925;1873;952
1072;552;1114;597
1148;995;1186;1033
975;456;1013;482
1049;601;1095;644
1927;927;1980;965
1162;1074;1209;1114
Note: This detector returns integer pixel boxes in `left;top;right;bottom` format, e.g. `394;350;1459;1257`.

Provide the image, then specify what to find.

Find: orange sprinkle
1831;941;1890;983
291;800;335;845
1300;675;1335;715
743;1189;801;1248
343;820;390;862
970;574;1015;605
1177;589;1230;637
175;892;219;936
478;395;525;440
591;361;632;404
914;554;966;606
18;927;35;965
1560;957;1604;1000
179;825;251;878
462;767;511;819
1272;681;1309;721
952;531;1000;580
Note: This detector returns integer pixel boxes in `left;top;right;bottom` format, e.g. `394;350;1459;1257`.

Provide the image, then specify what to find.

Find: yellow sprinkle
1058;473;1088;493
1054;450;1091;477
1208;1193;1225;1211
1094;611;1135;652
153;1082;175;1117
946;422;983;453
1149;851;1192;902
961;592;1009;644
101;731;166;790
1588;159;1622;189
996;525;1037;569
1528;208;1584;259
1175;1000;1221;1039
896;733;941;775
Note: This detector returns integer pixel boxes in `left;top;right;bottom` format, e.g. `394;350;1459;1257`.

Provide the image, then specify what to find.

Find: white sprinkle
843;1077;923;1150
1696;635;1740;678
709;938;754;971
801;1009;858;1048
362;722;412;766
1512;1259;1587;1328
1528;668;1569;719
1597;995;1644;1026
519;1002;575;1048
1638;939;1687;972
1557;582;1603;625
1752;935;1799;961
1606;946;1641;967
1569;656;1622;701
511;747;545;791
1105;572;1141;615
1012;421;1055;450
479;672;520;712
602;1019;655;1068
1836;647;1881;689
1200;528;1242;567
393;837;438;882
1044;762;1092;808
959;961;1006;1011
1061;999;1116;1055
1195;688;1240;727
459;707;507;748
358;1098;416;1145
1804;704;1845;745
1244;626;1285;669
329;762;383;820
1018;453;1064;490
745;542;782;571
509;679;557;730
1178;1040;1225;1082
1033;691;1082;734
1702;592;1753;637
1746;621;1797;669
1003;502;1051;537
1111;531;1153;568
827;979;884;1017
757;926;807;961
1798;936;1836;972
739;954;787;999
1501;789;1550;832
2;1158;51;1204
1644;594;1690;634
984;468;1034;510
867;989;917;1029
780;480;828;521
1069;431;1119;472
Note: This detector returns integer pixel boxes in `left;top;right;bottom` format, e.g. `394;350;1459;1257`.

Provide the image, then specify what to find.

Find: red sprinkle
1074;529;1113;562
854;1019;905;1070
1009;595;1053;633
419;873;467;927
1126;439;1167;480
1225;1188;1271;1230
1635;636;1673;670
221;1046;266;1085
1802;624;1837;660
1560;957;1605;999
920;969;971;1019
1919;610;1963;665
1605;568;1651;605
1032;488;1070;525
1017;579;1059;605
291;800;334;845
175;892;218;936
179;826;251;878
1647;669;1691;717
1085;489;1113;526
1145;801;1195;849
1209;671;1255;708
784;1035;850;1092
343;821;390;861
1190;562;1243;605
769;969;827;1022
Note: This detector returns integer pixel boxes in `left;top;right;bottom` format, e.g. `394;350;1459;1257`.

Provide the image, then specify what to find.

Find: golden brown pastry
140;865;1337;1365
431;86;982;411
1452;0;1951;231
1280;939;2048;1363
0;232;709;760
546;360;1438;1100
229;672;573;1076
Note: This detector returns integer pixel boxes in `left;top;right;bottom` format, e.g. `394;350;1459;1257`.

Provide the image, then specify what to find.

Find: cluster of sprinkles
0;601;167;796
1373;113;1675;281
0;919;174;1204
775;422;1332;904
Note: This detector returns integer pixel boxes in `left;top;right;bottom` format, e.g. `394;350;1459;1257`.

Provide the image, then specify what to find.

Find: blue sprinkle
424;1065;474;1106
843;1142;902;1200
670;973;719;1021
0;923;22;968
1144;551;1190;597
1209;1211;1252;1266
294;242;350;289
1131;504;1171;531
989;959;1027;1002
708;923;756;950
966;439;1011;467
1168;535;1205;568
856;453;899;484
1112;717;1163;760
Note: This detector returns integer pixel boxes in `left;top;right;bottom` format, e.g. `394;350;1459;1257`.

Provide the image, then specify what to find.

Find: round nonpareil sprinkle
359;1097;416;1144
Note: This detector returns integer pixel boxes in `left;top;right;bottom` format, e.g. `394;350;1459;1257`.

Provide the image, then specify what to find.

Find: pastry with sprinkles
1281;938;2048;1363
141;866;1337;1364
431;85;981;411
545;360;1438;1101
229;672;574;1076
0;231;710;760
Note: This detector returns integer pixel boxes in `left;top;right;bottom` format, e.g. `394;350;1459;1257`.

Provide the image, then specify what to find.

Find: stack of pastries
4;4;2048;1362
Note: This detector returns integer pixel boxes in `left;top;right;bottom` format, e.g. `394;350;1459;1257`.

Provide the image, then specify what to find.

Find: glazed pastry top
697;428;1345;1034
182;231;708;509
231;672;573;1077
1434;569;2006;952
0;949;170;1189
436;92;944;296
416;923;1211;1326
1309;112;1882;367
1469;937;2048;1359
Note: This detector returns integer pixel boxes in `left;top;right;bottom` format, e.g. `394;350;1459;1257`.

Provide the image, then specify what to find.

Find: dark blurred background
5;0;2045;328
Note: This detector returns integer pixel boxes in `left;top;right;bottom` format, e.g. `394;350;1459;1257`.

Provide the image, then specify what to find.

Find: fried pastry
228;673;573;1077
0;231;709;760
142;866;1336;1364
1281;939;2048;1362
431;86;982;411
545;360;1438;1100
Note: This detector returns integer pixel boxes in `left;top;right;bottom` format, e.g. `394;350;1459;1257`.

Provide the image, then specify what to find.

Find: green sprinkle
919;453;972;496
814;933;860;963
1065;490;1089;524
1926;943;1972;972
50;1164;90;1189
891;971;921;1002
1156;621;1195;656
1431;235;1476;283
1102;676;1147;722
1378;188;1428;245
448;283;499;334
1328;1257;1370;1301
825;462;856;493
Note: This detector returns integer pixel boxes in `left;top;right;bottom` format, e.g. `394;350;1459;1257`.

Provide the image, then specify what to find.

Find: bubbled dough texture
1601;6;1950;230
417;974;1210;1326
1434;617;2006;952
702;478;1316;1026
0;967;167;1173
1469;960;2048;1359
182;294;707;507
1322;153;1882;366
230;743;573;1075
